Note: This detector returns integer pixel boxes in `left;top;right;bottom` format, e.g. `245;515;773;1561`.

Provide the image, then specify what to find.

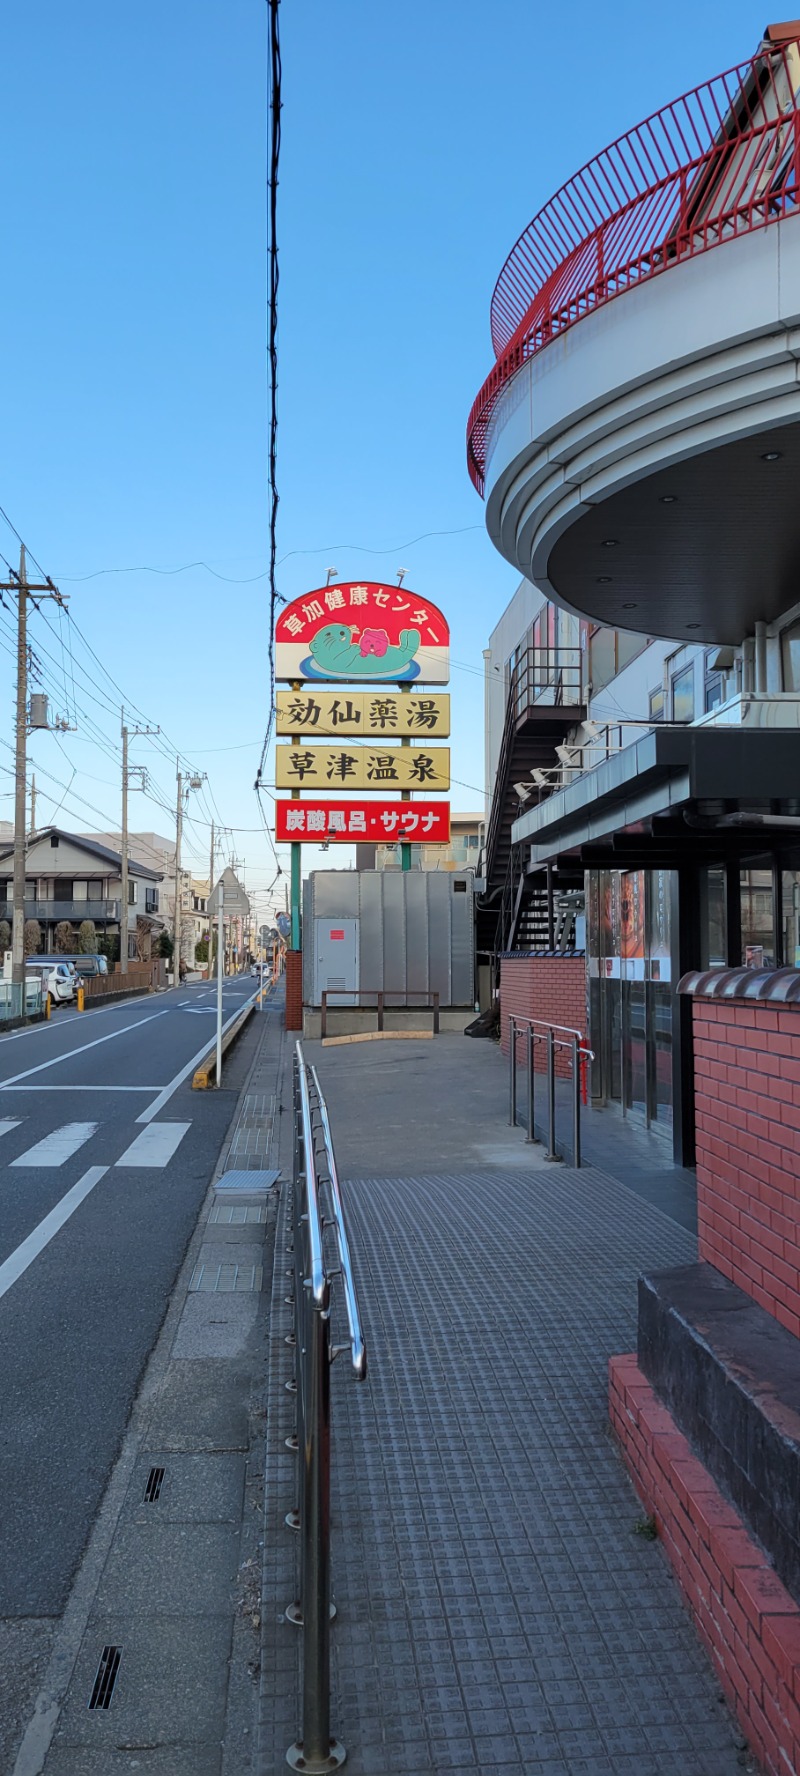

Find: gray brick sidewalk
259;1035;750;1776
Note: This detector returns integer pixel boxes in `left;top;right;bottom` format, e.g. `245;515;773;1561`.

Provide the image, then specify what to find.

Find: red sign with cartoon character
274;582;450;684
275;799;451;843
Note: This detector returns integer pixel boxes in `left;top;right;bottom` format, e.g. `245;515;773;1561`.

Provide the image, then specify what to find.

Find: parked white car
26;961;75;1004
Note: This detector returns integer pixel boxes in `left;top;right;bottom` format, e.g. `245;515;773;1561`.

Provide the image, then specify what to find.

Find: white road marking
0;1010;169;1087
2;1085;161;1092
0;1167;108;1301
115;1122;191;1167
0;1117;21;1136
11;1122;98;1168
136;994;258;1124
183;1008;216;1015
0;994;171;1045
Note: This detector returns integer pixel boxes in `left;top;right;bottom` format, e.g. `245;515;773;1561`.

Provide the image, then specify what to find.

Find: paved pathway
260;1035;749;1775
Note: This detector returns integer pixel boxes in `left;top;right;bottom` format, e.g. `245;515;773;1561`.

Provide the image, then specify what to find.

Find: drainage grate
88;1645;121;1710
215;1168;280;1192
143;1465;165;1503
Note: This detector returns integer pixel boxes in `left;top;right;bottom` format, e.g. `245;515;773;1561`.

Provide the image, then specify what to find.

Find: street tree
23;919;42;956
135;916;150;961
54;921;76;954
0;919;10;953
78;919;98;954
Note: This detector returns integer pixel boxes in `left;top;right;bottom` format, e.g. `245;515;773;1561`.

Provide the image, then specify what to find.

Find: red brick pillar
500;953;586;1076
284;950;303;1031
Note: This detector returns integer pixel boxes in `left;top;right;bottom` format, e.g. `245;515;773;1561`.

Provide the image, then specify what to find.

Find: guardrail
286;1042;366;1772
468;40;800;493
320;988;440;1038
508;1015;593;1166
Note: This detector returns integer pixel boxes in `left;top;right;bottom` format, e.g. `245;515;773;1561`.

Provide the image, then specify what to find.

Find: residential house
0;828;163;959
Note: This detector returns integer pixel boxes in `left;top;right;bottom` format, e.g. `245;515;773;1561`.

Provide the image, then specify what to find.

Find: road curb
192;986;273;1089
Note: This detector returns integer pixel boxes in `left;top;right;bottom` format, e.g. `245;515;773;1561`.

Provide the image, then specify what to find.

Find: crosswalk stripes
10;1123;98;1169
0;1118;193;1170
114;1122;191;1168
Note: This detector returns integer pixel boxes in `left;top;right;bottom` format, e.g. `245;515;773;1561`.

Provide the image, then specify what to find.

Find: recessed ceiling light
686;622;701;630
601;538;620;547
659;494;677;504
622;601;638;610
761;450;782;461
596;576;612;584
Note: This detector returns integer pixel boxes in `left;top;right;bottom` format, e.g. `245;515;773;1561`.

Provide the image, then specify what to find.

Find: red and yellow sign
275;800;451;844
275;582;450;684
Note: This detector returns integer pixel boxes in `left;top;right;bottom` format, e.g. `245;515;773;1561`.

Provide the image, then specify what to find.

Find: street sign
275;744;450;792
275;799;451;844
208;865;250;917
275;688;450;738
275;582;449;684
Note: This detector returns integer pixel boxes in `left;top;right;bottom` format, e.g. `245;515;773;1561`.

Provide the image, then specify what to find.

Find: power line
256;0;282;797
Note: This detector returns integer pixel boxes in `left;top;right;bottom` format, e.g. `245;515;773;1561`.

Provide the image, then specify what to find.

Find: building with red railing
470;25;800;641
471;29;800;1775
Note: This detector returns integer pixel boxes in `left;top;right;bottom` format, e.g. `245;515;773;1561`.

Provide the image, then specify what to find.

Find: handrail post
509;1016;516;1126
545;1029;559;1162
321;993;327;1041
433;991;439;1035
378;990;384;1033
572;1033;581;1169
300;1283;334;1770
525;1022;535;1143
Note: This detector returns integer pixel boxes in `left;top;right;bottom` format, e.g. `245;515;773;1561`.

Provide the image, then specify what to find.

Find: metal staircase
478;646;586;970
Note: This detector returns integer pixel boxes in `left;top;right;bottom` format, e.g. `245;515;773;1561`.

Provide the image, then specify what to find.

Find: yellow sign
275;744;450;792
275;689;450;739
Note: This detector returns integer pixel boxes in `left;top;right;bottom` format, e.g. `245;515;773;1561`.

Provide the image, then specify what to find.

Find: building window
648;687;664;722
128;881;137;906
704;651;723;711
782;620;800;690
50;834;59;848
671;663;695;723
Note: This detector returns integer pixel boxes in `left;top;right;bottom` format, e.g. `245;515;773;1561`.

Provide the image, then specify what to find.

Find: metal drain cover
214;1169;280;1192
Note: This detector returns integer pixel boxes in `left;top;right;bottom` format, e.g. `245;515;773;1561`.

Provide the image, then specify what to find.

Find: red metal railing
467;40;800;495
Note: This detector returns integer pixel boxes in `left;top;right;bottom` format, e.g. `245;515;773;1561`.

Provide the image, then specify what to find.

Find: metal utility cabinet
303;870;475;1012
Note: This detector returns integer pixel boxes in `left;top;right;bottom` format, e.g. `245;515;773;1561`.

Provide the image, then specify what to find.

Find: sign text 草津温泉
274;583;450;684
275;689;450;737
275;744;450;792
275;800;451;844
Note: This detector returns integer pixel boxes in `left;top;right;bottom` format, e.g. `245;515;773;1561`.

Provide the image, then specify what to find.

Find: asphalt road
0;974;258;1621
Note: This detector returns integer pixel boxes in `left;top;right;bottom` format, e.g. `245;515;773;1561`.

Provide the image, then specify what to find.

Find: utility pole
208;819;215;980
12;549;28;988
120;718;158;976
1;548;68;994
29;773;36;840
120;714;129;976
174;769;183;986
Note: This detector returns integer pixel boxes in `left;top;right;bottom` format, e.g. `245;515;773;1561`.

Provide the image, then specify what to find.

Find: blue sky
0;0;767;915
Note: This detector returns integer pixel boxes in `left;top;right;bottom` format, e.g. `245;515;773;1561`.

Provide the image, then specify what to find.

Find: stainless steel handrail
295;1040;327;1308
286;1042;367;1774
508;1013;594;1167
311;1064;367;1380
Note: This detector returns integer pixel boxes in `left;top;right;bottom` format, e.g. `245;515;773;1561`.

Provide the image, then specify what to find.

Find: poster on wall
275;583;450;683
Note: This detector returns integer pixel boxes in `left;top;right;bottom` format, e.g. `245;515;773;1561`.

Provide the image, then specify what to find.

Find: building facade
0;828;163;958
473;25;800;1164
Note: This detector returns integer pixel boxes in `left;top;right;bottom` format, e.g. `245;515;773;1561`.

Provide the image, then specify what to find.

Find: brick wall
693;998;800;1339
285;949;303;1032
610;1354;800;1776
500;953;586;1078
